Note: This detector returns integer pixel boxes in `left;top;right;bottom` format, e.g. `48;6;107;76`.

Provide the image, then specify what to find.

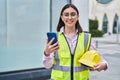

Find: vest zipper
63;33;79;80
71;54;74;80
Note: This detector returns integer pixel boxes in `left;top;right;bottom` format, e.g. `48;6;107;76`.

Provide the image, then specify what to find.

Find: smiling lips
67;20;74;24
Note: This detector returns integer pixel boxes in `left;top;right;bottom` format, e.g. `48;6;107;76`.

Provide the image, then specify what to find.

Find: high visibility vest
51;32;91;80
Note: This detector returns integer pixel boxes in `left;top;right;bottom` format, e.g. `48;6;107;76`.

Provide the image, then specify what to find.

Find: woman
43;4;107;80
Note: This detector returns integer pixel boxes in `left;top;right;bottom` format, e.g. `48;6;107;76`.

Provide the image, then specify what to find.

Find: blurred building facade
89;0;120;34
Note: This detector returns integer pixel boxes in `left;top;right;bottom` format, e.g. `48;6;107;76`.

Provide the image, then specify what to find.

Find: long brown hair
57;4;83;33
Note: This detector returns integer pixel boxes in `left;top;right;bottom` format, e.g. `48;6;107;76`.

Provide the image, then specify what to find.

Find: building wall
89;0;120;34
0;0;50;72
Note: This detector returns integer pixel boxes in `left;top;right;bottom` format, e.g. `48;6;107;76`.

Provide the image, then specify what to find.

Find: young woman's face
61;7;79;28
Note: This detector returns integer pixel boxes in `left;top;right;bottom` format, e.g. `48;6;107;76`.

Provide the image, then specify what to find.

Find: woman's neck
64;26;76;40
64;26;75;34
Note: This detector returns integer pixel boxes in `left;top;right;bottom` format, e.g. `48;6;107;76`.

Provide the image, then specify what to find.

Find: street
90;35;120;80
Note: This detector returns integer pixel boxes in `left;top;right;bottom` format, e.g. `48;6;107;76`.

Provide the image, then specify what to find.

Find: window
0;0;50;72
96;0;112;4
102;14;108;33
113;14;119;33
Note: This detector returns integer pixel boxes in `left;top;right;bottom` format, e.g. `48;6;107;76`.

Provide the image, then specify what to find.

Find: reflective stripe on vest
53;64;88;72
84;32;91;52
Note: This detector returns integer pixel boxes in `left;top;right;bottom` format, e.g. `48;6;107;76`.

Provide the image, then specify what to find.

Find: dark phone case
47;32;58;44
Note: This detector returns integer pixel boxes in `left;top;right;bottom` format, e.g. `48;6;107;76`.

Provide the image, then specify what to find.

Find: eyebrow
63;12;77;15
63;11;77;13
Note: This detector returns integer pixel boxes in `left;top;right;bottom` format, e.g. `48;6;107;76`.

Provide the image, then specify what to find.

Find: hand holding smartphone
47;32;58;44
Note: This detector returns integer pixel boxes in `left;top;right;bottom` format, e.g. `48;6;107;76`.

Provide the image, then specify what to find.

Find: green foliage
89;19;104;37
89;19;98;30
90;29;104;37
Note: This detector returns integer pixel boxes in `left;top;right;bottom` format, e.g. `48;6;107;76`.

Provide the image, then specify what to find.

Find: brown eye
71;12;77;17
63;13;69;17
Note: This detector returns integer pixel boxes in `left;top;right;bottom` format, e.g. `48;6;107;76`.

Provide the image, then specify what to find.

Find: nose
68;15;72;19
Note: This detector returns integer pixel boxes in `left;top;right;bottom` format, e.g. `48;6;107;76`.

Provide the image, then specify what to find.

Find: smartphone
47;32;58;44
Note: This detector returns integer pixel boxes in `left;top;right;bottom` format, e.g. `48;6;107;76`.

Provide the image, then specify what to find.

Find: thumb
94;64;100;69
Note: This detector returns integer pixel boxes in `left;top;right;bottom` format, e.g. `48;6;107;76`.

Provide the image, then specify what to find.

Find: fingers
48;42;59;52
51;42;59;51
48;38;55;45
94;64;101;71
93;63;106;72
45;38;59;56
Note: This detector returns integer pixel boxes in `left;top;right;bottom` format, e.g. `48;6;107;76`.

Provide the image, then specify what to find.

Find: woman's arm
43;52;54;69
43;38;59;69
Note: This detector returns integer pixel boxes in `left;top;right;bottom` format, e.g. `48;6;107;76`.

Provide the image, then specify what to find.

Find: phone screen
47;32;58;44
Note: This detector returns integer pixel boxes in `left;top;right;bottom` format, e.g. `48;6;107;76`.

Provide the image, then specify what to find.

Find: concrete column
108;18;114;34
98;15;103;31
107;13;114;34
98;19;103;31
